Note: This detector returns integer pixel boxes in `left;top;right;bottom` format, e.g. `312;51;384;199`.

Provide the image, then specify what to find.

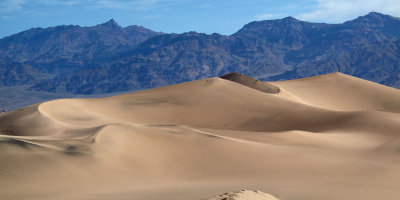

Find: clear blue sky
1;0;400;38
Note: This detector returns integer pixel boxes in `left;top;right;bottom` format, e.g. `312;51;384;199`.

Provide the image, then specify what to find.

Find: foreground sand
1;72;400;200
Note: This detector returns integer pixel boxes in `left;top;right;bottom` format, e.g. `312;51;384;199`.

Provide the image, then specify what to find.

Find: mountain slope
0;19;162;76
0;55;46;86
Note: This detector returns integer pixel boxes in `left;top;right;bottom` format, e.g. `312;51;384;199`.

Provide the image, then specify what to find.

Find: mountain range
1;12;400;95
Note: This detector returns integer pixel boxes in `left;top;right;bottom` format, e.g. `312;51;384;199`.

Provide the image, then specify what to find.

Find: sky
1;0;400;38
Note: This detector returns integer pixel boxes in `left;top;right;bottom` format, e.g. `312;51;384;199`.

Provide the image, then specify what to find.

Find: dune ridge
220;72;280;94
1;73;400;200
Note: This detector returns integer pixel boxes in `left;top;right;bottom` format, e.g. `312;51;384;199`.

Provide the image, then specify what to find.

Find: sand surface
207;189;279;200
1;72;400;200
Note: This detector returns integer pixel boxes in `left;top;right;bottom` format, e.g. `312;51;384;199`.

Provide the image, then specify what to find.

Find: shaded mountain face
0;54;48;86
2;12;400;94
0;19;162;84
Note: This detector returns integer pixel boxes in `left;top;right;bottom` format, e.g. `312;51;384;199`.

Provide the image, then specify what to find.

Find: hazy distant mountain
2;12;400;94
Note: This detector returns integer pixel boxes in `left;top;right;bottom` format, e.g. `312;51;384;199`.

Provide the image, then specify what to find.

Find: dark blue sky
1;0;399;38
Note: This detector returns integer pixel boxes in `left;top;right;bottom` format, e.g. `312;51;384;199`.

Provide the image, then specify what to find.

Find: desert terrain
1;72;400;200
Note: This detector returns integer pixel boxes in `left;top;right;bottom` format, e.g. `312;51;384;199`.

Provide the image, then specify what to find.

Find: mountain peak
348;12;398;23
365;12;388;18
282;16;299;22
101;19;119;28
363;12;390;20
232;15;306;37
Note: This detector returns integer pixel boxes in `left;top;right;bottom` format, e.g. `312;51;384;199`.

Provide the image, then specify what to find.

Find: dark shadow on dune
64;144;91;156
0;138;30;149
220;72;280;94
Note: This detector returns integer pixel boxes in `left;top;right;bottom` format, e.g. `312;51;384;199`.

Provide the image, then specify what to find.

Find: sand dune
271;72;400;111
207;190;278;200
1;73;400;200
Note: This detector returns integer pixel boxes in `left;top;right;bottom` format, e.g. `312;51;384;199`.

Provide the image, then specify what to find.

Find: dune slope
271;72;400;111
1;73;400;200
207;190;279;200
